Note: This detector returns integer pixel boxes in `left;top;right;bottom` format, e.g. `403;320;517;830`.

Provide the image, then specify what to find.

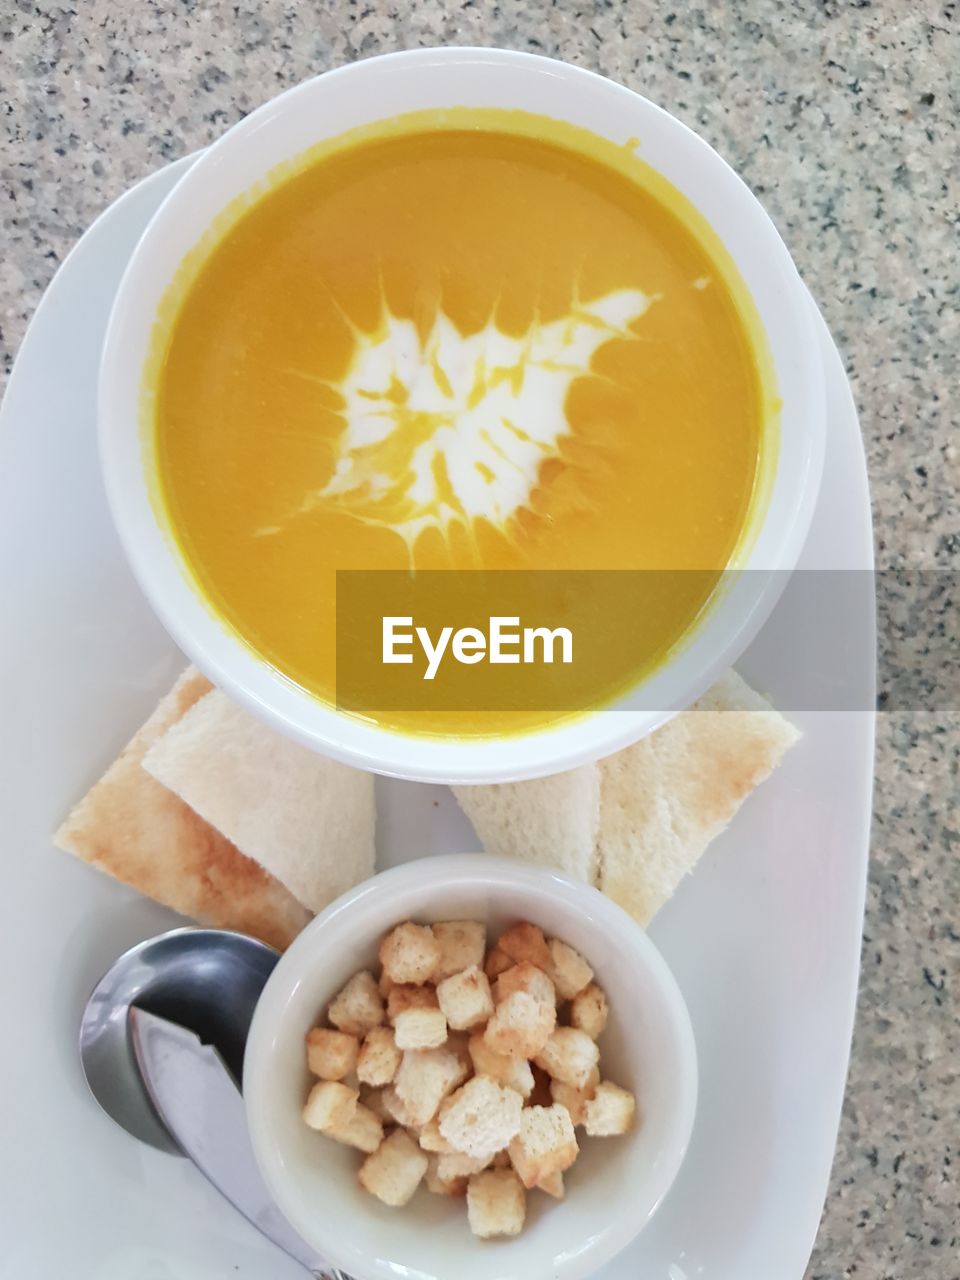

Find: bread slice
598;669;800;924
53;668;310;950
141;686;375;912
453;764;600;884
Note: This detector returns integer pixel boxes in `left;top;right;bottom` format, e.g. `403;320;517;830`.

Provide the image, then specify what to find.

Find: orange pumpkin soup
151;112;770;736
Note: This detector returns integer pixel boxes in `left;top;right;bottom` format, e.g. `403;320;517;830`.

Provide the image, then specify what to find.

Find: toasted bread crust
54;668;311;950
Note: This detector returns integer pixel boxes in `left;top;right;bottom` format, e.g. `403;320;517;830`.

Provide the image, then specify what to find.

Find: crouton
393;1006;448;1051
445;1030;473;1083
536;1170;565;1199
327;971;384;1037
467;1033;534;1098
569;982;608;1039
305;1027;359;1081
379;922;441;985
357;1027;402;1087
494;961;556;1009
527;1064;554;1108
418;1117;454;1153
436;1150;492;1179
534;1027;600;1089
328;1102;383;1154
583;1081;637;1136
432;920;486;980
483;991;556;1059
394;1047;464;1126
387;983;438;1021
484;948;514;981
438;1075;524;1161
302;1080;358;1133
546;938;594;1000
388;987;446;1051
360;1087;391;1122
497;922;552;971
549;1070;599;1126
466;1168;526;1238
358;1129;428;1207
507;1104;579;1189
436;965;495;1031
304;920;623;1235
425;1155;468;1197
380;1086;415;1128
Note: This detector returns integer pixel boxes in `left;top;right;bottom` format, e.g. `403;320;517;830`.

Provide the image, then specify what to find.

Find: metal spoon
80;926;352;1279
79;926;277;1151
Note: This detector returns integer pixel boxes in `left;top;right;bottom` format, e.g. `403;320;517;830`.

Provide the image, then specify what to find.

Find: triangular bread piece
142;687;375;913
453;765;601;885
597;669;800;925
54;668;311;950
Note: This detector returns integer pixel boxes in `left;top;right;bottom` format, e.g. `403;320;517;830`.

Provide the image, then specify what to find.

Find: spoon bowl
79;926;278;1152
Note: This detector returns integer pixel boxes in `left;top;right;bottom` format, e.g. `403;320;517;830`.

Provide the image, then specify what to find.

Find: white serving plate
0;156;874;1280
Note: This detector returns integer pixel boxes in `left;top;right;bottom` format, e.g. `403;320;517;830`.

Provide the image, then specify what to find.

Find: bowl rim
243;853;699;1280
98;46;825;783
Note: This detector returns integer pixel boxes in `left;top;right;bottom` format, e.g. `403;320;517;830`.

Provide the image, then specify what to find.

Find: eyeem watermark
382;615;574;681
335;568;958;713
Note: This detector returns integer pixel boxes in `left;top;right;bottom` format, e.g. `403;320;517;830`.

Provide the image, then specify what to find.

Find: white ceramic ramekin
244;855;698;1280
99;48;824;783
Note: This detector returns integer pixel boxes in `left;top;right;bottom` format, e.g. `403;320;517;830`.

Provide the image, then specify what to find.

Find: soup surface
153;112;769;736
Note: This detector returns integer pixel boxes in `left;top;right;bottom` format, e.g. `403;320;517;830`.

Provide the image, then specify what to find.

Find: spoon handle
129;1009;357;1278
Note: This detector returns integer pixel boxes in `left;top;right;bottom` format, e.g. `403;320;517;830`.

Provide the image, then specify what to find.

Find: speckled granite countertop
2;2;957;1275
